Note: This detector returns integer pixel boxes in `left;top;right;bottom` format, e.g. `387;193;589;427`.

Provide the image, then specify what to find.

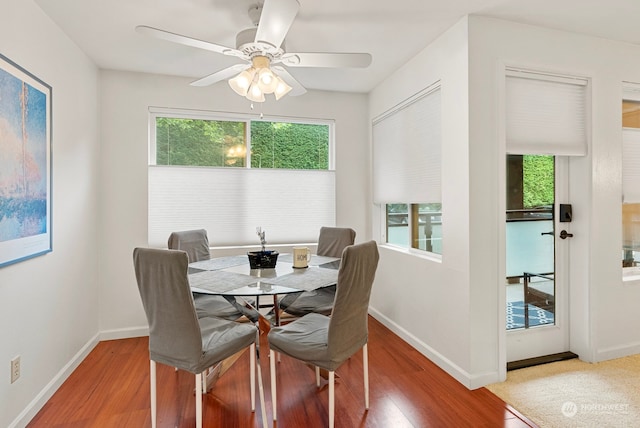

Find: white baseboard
595;342;640;362
99;326;149;341
368;307;500;390
9;333;100;428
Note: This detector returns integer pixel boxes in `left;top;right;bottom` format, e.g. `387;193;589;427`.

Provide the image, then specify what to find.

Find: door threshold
507;351;578;371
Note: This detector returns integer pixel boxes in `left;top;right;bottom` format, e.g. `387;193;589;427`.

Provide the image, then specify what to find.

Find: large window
622;87;640;273
153;116;329;169
148;108;335;248
372;83;442;255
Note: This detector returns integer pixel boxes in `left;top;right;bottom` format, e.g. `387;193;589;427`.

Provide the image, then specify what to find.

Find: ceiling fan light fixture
258;68;278;94
228;68;255;96
246;82;265;103
274;76;292;100
229;55;289;102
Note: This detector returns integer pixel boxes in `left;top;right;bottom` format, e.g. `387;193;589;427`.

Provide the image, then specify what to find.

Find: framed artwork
0;53;52;268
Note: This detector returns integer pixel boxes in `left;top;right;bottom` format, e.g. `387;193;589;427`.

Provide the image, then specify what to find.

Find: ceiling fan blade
272;66;306;96
254;0;300;49
190;64;249;87
280;52;372;68
136;25;247;59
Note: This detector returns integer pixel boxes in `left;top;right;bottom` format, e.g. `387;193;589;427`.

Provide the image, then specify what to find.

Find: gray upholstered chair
267;240;379;428
133;247;260;428
279;226;356;317
168;229;257;322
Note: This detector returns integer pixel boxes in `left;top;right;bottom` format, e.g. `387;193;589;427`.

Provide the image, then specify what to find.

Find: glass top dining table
188;253;340;326
188;253;340;297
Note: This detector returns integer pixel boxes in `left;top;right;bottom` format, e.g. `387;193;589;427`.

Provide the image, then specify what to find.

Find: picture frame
0;53;52;268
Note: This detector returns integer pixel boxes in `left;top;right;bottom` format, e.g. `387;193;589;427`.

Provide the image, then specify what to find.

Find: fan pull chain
249;102;264;119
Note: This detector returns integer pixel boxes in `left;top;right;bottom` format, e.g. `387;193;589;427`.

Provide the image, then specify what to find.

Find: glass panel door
506;155;569;363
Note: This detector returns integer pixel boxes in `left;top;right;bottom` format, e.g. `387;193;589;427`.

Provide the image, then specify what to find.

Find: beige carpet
486;354;640;427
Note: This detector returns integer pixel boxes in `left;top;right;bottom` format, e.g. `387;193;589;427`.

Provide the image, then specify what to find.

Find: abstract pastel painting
0;54;51;268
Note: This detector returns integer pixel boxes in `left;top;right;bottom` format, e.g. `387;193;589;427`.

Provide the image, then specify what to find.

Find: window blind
372;85;442;204
623;82;640;102
622;84;640;203
506;69;588;156
148;166;335;247
622;129;640;203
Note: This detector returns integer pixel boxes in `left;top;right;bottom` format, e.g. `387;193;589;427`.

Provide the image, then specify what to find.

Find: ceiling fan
136;0;372;102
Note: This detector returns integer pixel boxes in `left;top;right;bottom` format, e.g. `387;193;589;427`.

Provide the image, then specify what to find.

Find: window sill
380;243;442;263
622;266;640;284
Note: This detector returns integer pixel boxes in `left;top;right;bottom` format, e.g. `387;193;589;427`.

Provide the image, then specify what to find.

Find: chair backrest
133;247;204;367
327;240;379;362
316;226;356;258
167;229;210;262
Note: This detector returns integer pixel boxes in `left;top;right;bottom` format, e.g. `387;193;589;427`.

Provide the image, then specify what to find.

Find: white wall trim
99;326;149;341
369;308;501;390
595;342;640;362
9;334;100;428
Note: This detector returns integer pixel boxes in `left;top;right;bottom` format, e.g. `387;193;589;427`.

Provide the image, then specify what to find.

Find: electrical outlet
11;356;20;383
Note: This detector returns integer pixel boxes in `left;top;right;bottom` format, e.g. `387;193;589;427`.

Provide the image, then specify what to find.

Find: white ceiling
35;0;640;94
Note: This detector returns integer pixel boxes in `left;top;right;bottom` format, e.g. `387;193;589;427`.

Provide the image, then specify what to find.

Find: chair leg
269;349;277;421
363;343;369;409
328;371;335;428
250;343;256;412
254;327;268;428
150;360;157;428
195;373;203;428
316;366;321;387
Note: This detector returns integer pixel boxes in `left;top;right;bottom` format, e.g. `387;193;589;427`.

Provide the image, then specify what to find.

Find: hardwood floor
28;317;537;427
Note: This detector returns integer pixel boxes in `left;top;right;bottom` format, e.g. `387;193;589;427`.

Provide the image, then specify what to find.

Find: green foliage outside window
156;118;245;167
155;117;329;170
250;122;328;169
522;155;554;208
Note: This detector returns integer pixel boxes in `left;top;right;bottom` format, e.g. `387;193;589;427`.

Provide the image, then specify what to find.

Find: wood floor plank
27;316;537;427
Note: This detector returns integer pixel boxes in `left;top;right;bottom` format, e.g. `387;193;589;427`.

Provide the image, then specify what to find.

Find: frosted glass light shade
274;77;292;100
246;82;265;102
258;68;278;94
229;68;255;97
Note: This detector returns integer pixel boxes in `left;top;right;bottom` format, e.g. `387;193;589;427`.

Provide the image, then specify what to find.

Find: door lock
559;230;573;239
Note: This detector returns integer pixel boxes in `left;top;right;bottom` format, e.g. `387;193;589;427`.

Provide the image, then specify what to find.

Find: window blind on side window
148;166;335;248
506;69;588;156
623;82;640;102
372;85;442;204
622;128;640;203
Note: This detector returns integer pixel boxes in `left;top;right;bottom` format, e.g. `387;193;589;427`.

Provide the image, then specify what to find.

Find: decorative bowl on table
247;250;279;269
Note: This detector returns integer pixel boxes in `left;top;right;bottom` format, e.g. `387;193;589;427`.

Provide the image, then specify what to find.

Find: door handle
559;230;573;239
541;231;554;236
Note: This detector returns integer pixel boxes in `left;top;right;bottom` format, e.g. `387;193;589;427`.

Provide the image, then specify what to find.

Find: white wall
98;70;370;335
368;18;478;387
0;1;100;427
369;14;640;390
